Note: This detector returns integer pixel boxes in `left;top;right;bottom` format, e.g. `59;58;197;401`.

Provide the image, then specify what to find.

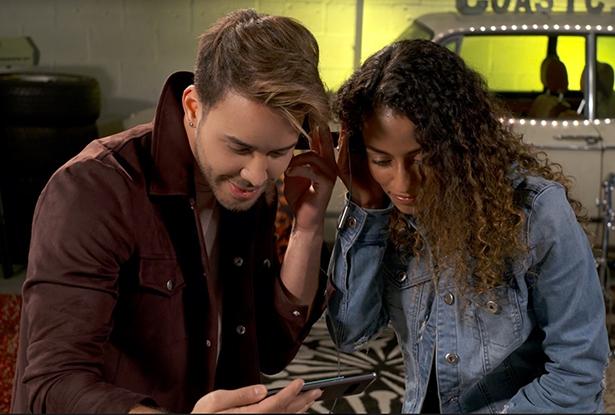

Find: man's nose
240;154;269;187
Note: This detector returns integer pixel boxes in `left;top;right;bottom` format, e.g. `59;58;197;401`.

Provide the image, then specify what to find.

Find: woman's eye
371;159;391;167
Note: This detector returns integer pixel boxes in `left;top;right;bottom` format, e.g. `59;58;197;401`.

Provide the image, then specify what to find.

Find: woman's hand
336;130;386;209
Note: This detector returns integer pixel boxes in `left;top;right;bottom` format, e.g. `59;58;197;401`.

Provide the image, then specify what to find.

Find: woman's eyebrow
365;144;421;157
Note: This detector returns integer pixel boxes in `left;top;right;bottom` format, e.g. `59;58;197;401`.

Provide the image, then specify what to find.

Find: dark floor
3;266;615;413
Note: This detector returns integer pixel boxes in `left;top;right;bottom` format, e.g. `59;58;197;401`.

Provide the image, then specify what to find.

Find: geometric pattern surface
263;317;405;413
5;293;615;413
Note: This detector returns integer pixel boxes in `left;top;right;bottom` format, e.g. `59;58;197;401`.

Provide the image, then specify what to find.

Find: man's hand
336;130;386;209
284;125;337;233
192;379;321;413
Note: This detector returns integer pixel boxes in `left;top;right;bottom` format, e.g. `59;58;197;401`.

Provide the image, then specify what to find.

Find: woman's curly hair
336;39;583;294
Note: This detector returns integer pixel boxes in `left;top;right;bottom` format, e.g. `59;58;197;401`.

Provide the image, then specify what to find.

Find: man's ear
182;85;201;125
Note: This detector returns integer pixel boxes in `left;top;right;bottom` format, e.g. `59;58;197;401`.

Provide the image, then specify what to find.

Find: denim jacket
327;175;609;413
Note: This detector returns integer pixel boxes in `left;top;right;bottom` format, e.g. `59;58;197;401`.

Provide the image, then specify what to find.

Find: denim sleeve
504;184;609;413
326;199;392;353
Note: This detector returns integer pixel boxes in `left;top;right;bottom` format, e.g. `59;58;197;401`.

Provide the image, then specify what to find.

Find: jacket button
445;353;459;364
263;258;271;268
205;339;212;347
444;292;455;305
165;280;174;291
346;216;357;228
233;256;244;267
486;300;501;314
398;272;407;283
236;325;246;335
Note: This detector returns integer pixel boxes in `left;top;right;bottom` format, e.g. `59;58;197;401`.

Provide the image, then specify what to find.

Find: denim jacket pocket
138;257;186;297
383;255;432;290
469;284;522;349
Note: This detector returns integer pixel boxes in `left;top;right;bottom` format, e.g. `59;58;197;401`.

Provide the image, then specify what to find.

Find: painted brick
87;1;126;62
0;0;28;37
283;1;324;33
324;1;356;36
191;0;256;35
258;0;287;16
3;0;615;128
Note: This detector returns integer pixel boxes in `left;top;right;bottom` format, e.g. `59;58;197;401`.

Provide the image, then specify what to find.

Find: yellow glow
598;36;615;94
249;0;615;92
460;36;547;91
557;36;585;91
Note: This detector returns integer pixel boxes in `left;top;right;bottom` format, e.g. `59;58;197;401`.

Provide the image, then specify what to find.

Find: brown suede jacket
11;72;326;413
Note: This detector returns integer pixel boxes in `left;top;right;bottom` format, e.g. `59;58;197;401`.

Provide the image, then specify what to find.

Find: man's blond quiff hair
194;9;330;137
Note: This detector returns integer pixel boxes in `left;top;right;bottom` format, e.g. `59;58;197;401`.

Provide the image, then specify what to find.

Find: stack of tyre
0;73;100;268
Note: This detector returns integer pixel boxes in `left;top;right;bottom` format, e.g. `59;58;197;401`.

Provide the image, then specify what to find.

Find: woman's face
362;107;424;215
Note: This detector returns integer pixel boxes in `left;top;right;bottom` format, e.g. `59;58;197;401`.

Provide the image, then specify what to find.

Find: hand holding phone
192;379;320;413
266;372;377;402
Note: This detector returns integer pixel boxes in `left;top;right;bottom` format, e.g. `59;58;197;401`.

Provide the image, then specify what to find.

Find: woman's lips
391;193;416;205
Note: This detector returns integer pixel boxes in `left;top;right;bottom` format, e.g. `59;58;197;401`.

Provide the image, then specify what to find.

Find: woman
326;39;609;413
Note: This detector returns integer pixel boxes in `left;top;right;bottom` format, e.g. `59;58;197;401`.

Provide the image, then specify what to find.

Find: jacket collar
149;71;195;196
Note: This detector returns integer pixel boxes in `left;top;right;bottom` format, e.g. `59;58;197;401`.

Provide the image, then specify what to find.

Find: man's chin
215;192;260;212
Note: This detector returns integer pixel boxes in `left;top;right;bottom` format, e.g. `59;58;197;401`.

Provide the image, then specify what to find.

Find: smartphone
266;372;377;402
294;118;340;150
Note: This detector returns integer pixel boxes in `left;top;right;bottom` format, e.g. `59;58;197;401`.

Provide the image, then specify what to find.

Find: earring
189;121;195;128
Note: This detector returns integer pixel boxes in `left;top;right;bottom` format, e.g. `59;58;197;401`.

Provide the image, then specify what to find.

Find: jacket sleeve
254;189;330;374
17;158;154;413
326;199;392;353
503;184;609;413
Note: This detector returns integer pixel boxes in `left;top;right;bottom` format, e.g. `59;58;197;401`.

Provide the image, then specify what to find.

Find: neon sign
456;0;615;14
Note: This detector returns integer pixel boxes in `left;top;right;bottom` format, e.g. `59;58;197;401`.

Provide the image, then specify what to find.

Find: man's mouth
228;181;260;200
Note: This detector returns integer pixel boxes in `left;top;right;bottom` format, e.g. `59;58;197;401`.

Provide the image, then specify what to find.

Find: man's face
183;88;298;211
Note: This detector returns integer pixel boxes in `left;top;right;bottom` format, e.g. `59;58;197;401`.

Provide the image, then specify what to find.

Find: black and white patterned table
263;317;405;413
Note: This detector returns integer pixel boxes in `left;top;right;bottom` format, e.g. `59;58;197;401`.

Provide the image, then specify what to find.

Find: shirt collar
149;71;195;196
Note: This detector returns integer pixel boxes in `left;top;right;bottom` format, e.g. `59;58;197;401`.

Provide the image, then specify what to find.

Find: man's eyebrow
225;135;298;152
365;144;421;157
225;135;253;149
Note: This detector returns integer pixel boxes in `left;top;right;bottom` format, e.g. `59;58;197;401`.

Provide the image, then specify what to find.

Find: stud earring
189;121;195;128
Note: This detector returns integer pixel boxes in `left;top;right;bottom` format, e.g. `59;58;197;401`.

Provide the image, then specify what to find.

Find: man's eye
371;159;391;167
231;147;251;155
270;150;289;159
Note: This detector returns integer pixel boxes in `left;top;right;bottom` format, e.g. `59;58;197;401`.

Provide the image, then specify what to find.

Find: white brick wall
0;0;356;133
0;0;195;132
1;0;614;134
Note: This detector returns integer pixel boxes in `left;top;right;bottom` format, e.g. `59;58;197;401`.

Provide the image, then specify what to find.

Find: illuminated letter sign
456;0;488;15
455;0;614;14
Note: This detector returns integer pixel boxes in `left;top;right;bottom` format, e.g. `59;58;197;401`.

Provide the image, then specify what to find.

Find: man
11;9;335;413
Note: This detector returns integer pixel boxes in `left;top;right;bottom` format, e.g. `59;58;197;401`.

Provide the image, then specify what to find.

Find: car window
460;35;546;92
458;34;585;119
596;35;615;118
556;36;584;92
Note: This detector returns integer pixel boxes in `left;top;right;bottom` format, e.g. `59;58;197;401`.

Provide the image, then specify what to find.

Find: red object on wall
0;294;20;413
